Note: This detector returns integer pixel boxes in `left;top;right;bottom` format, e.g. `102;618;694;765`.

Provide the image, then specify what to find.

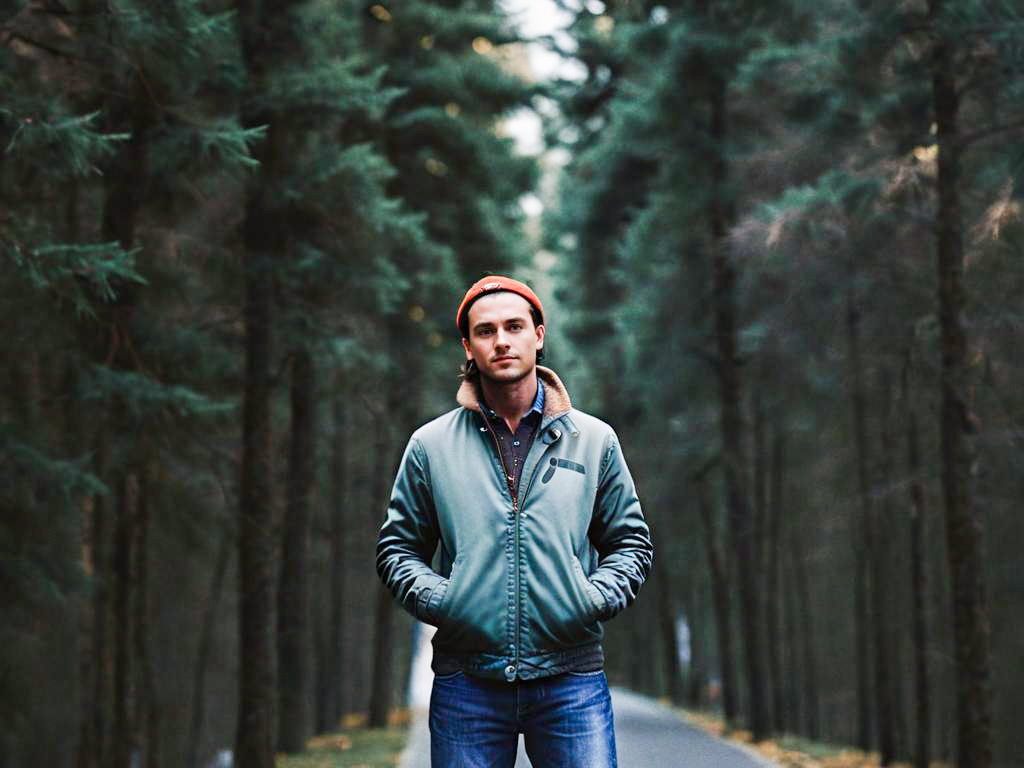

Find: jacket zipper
480;416;521;678
481;414;563;680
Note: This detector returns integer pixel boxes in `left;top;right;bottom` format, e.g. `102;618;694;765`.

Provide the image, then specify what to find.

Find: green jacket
376;367;653;682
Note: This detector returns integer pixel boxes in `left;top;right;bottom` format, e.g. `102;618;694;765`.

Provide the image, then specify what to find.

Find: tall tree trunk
278;348;316;752
328;390;348;725
236;252;276;767
98;59;151;767
927;3;993;767
684;582;705;708
695;470;739;727
708;78;769;741
782;537;802;735
882;372;910;761
74;373;98;768
368;423;397;729
91;426;114;768
791;513;820;740
846;268;874;753
872;378;896;765
907;404;931;768
314;576;330;734
135;465;159;768
766;425;785;733
113;473;137;768
236;2;303;762
655;553;683;703
187;520;233;768
237;272;276;764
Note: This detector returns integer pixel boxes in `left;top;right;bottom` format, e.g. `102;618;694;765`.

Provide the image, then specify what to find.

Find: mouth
492;355;517;363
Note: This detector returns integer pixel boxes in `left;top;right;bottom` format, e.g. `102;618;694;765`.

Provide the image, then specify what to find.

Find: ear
462;336;472;359
535;323;545;352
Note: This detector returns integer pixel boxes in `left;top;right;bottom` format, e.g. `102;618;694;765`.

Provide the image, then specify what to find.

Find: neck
478;368;538;433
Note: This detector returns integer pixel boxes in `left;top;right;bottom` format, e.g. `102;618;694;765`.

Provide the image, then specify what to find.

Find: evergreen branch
0;429;108;499
81;365;236;418
1;109;130;176
8;240;146;315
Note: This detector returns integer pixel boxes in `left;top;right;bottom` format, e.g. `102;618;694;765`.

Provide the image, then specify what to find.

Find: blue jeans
429;669;617;768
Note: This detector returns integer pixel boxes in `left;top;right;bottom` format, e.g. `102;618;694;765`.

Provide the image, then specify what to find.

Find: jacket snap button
504;664;516;681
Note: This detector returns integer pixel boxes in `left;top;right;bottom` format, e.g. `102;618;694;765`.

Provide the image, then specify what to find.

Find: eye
508;322;523;331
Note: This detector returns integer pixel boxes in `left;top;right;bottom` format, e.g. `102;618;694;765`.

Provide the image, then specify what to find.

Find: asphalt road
398;626;774;768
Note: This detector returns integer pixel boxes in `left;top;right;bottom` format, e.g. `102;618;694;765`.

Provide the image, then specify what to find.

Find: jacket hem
431;641;604;681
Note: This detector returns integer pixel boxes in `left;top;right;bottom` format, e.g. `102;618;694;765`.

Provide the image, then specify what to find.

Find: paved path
399;625;774;768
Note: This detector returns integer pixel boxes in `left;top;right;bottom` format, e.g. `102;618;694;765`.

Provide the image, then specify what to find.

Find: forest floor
681;710;952;768
276;713;408;768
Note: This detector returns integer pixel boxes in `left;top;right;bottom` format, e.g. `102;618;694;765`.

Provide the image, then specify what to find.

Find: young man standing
376;275;653;767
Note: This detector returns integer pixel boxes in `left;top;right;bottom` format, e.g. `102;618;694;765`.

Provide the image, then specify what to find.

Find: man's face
462;292;545;385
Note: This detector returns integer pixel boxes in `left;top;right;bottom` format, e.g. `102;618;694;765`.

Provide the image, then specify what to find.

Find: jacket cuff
413;575;449;625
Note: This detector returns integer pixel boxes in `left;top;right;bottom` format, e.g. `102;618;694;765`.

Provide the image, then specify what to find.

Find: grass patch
773;733;857;760
276;721;408;768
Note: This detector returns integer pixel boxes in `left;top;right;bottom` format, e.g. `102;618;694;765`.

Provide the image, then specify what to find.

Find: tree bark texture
846;269;874;753
684;583;705;708
696;472;739;726
654;552;683;703
708;79;769;741
872;380;896;765
927;4;993;765
328;390;348;724
91;428;114;768
368;423;397;729
782;543;801;735
314;575;330;735
90;47;151;766
278;348;316;752
236;254;276;768
135;467;159;768
75;377;97;768
187;522;233;768
113;473;137;768
236;1;303;763
791;514;820;740
766;425;786;734
907;407;931;768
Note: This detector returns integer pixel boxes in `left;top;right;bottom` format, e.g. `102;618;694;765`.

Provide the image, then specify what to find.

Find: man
376;275;653;767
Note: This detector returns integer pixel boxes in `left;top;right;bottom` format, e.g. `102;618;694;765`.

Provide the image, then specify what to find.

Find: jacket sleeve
375;437;449;625
587;431;654;621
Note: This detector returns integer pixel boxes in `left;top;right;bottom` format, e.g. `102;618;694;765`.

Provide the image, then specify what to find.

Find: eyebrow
472;316;528;332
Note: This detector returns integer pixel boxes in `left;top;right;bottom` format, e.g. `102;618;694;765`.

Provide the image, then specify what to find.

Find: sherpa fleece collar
456;366;572;419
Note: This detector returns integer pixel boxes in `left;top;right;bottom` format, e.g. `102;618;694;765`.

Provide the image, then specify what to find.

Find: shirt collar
481;379;545;421
529;379;545;416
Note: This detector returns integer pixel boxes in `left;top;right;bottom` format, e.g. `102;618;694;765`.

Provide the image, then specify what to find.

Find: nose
494;328;510;350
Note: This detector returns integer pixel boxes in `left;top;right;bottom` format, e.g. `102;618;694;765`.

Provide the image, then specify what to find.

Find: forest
1;1;1022;767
